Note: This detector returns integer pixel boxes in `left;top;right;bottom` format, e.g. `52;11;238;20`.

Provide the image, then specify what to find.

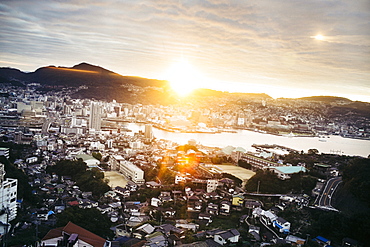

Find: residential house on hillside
41;221;108;247
213;229;240;245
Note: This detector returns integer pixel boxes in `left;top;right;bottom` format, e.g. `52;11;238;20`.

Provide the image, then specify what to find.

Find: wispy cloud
0;0;369;101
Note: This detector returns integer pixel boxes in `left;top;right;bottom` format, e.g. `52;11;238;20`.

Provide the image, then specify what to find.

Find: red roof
67;200;79;206
42;221;106;247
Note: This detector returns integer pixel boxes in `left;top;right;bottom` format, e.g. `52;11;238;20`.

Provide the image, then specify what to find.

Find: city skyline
1;0;369;102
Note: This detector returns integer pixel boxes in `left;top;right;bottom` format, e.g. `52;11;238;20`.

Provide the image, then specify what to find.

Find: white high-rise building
89;102;101;131
0;163;18;225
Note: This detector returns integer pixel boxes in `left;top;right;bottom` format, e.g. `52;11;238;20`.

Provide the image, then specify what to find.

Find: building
268;166;307;180
214;229;240;245
253;208;290;234
119;160;145;184
41;221;108;247
239;153;280;170
144;124;153;141
206;179;218;193
89;102;101;131
0;163;18;224
0;147;10;159
110;155;125;171
75;153;100;168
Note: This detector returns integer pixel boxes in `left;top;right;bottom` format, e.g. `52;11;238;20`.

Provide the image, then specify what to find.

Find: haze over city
1;0;369;101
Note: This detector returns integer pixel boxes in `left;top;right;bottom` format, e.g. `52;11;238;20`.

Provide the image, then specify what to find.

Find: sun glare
165;59;203;97
314;34;324;41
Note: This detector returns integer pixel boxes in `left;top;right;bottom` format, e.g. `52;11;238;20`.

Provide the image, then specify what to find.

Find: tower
89;102;101;131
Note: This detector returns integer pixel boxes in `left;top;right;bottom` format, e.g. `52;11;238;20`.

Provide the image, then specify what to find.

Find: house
37;208;51;221
159;191;173;203
114;186;130;197
273;217;290;233
54;203;65;214
127;215;150;227
151;197;161;207
41;221;108;247
187;195;202;212
199;213;213;225
124;203;140;214
313;236;331;246
342;237;359;247
219;201;231;216
112;223;130;237
97;204;113;214
159;207;176;218
146;181;161;188
155;224;185;239
248;225;261;242
175;220;199;232
232;194;244;207
285;235;306;246
133;223;155;239
144;231;168;247
206;203;219;215
244;199;262;209
213;229;240;245
260;210;277;226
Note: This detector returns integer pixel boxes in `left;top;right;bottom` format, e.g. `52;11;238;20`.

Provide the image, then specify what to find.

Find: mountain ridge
0;62;360;104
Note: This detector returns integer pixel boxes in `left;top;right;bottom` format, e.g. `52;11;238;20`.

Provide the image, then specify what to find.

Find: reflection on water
126;123;370;157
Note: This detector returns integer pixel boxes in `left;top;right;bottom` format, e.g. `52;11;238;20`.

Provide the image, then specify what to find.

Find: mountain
0;63;176;104
298;96;353;103
0;62;271;105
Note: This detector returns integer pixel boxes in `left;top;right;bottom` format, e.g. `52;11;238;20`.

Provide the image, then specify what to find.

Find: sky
1;0;369;102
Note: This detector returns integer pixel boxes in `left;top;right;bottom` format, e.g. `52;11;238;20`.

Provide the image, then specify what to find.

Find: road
315;177;342;210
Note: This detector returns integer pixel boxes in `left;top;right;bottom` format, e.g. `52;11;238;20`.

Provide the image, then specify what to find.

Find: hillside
0;63;270;105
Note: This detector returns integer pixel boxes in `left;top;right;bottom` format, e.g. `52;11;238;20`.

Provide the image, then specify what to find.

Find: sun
165;59;203;97
314;34;324;41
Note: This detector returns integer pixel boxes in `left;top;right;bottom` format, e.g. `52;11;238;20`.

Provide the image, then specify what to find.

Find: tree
342;158;370;207
47;159;109;198
307;149;319;155
0;156;39;205
92;152;102;161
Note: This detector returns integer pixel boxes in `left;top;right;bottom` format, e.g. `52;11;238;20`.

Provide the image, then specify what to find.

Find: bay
126;123;370;158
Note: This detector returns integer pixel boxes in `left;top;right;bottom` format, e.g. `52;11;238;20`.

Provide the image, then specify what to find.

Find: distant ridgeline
0;63;369;117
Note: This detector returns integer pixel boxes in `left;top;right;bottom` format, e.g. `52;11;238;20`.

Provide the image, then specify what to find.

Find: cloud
0;0;369;101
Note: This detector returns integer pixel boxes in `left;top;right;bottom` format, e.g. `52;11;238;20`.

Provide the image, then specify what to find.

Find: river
125;123;370;158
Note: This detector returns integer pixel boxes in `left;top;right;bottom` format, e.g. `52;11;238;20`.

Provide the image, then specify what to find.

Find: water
126;123;370;157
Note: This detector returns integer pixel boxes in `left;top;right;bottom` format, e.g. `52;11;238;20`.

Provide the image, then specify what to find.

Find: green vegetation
92;152;102;161
0;156;39;205
128;187;161;202
342;158;370;207
244;170;316;194
46;159;110;198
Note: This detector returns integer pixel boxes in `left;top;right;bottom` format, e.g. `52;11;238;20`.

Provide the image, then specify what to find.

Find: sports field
104;171;128;188
216;164;255;184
